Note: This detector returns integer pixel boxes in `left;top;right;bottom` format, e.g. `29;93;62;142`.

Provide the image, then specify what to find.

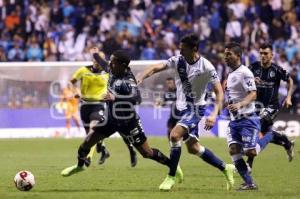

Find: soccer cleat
130;150;137;167
159;175;176;191
175;165;184;183
286;140;295;162
223;164;235;190
236;183;258;191
61;165;84;177
84;157;91;167
98;150;110;165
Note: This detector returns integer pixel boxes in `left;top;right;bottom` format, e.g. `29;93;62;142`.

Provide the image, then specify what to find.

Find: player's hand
228;103;241;112
283;97;292;108
136;77;143;85
254;77;262;84
89;47;99;54
74;94;80;99
204;115;216;130
102;92;116;101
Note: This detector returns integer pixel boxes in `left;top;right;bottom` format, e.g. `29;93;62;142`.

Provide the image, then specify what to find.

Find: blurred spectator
7;42;25;61
140;41;156;60
27;37;43;61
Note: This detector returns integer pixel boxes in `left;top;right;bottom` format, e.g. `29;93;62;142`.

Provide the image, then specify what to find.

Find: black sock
271;130;291;150
77;146;90;167
96;142;105;153
149;148;171;167
168;146;181;176
127;144;135;155
247;156;254;168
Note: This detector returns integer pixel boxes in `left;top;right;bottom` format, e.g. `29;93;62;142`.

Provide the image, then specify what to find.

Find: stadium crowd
0;0;299;113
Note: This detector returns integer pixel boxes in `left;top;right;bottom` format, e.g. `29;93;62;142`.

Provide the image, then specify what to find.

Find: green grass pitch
0;137;299;199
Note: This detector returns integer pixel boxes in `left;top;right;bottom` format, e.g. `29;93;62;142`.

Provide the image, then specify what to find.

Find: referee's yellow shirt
72;66;109;101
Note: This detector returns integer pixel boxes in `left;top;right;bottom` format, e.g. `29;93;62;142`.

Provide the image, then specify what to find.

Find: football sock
232;154;253;184
198;146;226;171
150;148;171;167
168;141;182;176
77;146;90;167
270;130;292;150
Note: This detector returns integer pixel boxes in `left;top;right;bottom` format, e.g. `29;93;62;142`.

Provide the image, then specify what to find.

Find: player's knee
187;145;198;154
245;149;257;157
229;144;241;155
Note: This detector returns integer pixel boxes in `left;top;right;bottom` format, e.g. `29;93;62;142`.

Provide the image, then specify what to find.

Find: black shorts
80;102;109;131
259;107;279;133
116;118;147;147
167;105;180;129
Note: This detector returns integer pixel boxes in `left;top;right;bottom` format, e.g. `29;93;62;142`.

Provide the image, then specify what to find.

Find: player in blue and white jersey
224;42;273;190
138;34;235;191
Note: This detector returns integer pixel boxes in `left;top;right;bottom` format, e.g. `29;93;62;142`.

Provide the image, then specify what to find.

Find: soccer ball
14;171;35;191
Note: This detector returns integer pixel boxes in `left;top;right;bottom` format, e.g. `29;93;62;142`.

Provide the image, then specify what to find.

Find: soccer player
246;43;295;169
159;77;179;139
60;84;81;138
61;50;183;184
137;34;235;191
224;42;273;190
67;47;137;167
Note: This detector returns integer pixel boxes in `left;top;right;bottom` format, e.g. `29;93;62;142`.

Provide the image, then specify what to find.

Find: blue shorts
177;106;206;141
227;116;260;150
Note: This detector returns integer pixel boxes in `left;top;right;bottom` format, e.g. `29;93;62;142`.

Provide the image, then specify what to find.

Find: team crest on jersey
115;80;122;86
255;69;260;75
269;70;275;78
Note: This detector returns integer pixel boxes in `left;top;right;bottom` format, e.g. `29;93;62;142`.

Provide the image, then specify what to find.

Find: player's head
179;34;200;58
165;77;175;91
109;50;131;76
224;42;242;69
259;43;273;67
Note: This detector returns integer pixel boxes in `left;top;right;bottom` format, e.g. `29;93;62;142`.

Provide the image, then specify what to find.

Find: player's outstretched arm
90;47;109;72
137;63;167;85
205;82;224;130
283;77;294;108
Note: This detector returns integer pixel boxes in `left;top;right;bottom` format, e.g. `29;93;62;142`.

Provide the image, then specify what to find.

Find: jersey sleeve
72;67;85;81
242;69;256;92
277;66;290;82
203;58;220;84
165;56;178;69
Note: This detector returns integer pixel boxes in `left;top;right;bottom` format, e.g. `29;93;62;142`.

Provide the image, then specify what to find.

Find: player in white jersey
224;42;273;190
138;34;235;191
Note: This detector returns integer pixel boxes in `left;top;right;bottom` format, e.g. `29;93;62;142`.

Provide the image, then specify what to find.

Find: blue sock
234;158;253;184
168;146;181;176
258;132;273;151
200;147;225;171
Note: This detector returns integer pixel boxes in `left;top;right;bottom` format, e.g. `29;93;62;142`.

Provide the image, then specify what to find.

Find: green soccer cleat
175;165;184;183
223;164;235;190
61;165;84;177
159;175;176;191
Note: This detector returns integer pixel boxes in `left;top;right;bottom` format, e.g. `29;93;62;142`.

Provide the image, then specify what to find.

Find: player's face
109;55;124;75
224;48;239;68
179;43;194;58
259;48;272;66
166;80;175;91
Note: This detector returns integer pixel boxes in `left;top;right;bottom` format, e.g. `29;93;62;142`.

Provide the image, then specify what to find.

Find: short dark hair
180;34;200;50
225;42;242;57
260;43;273;51
112;50;131;67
